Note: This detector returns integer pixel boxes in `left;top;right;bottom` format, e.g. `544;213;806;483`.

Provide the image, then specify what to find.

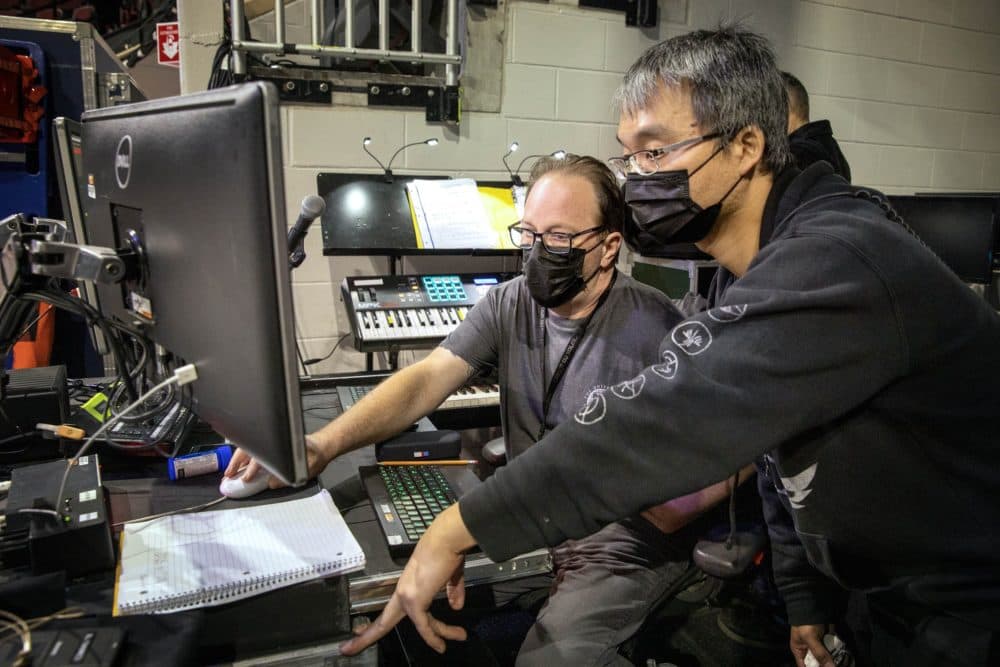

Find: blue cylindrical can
167;444;233;480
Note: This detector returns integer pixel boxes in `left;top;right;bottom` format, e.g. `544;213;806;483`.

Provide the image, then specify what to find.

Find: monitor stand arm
28;239;127;284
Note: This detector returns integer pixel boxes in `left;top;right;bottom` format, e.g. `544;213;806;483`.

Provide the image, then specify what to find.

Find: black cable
0;255;185;460
303;333;351;366
296;341;309;376
9;303;54;346
17;289;145;401
208;10;254;89
303;405;341;414
20;299;135;429
106;377;176;423
0;433;32;447
725;470;739;550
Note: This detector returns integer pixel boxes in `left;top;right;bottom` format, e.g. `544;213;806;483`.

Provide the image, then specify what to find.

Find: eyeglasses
508;223;605;255
607;132;722;178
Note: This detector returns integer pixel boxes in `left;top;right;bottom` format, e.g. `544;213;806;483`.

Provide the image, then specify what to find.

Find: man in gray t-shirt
442;268;680;461
442;270;730;665
230;155;746;665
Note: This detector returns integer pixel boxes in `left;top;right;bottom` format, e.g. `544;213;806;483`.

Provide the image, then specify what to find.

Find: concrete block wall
179;0;1000;374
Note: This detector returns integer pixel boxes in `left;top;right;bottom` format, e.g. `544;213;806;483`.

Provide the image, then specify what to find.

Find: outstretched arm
225;346;475;484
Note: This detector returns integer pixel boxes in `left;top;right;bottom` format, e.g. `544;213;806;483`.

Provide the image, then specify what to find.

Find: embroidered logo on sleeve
651;349;679;380
574;386;608;425
611;374;645;399
707;304;748;323
671;321;713;356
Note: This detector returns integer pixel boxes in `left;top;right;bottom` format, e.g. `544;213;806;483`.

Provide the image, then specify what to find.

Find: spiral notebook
113;490;365;615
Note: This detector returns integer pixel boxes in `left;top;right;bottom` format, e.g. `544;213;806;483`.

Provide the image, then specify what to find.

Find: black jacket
460;163;1000;630
789;119;852;183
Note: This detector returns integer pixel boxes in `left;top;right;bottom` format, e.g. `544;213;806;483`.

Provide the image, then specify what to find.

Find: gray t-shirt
441;273;682;459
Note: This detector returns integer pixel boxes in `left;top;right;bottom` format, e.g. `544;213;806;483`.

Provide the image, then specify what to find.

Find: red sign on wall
156;22;180;68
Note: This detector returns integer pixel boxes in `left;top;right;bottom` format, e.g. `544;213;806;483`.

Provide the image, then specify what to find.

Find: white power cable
47;365;199;520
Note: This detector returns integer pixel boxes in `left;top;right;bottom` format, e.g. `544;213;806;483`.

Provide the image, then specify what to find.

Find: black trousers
857;592;998;666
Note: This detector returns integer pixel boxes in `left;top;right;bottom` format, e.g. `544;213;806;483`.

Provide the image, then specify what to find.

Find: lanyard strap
537;271;618;441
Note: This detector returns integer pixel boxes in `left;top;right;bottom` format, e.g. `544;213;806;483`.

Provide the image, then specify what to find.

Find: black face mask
523;241;603;309
623;146;737;252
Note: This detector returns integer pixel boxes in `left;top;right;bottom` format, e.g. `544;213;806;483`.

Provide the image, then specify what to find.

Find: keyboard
335;384;374;412
360;464;473;556
105;401;195;447
335;382;500;414
441;382;499;410
342;273;517;352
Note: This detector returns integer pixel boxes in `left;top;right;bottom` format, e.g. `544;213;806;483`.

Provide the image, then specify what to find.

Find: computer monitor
79;82;307;485
887;195;998;285
51;116;110;356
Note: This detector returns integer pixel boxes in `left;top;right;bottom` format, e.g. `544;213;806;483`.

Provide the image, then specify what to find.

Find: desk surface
1;377;543;664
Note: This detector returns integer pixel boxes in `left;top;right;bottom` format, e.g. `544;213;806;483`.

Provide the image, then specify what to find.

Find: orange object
35;423;86;440
12;302;55;368
0;48;47;144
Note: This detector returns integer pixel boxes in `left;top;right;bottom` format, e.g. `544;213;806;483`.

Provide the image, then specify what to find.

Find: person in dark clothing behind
341;27;1000;667
782;71;852;182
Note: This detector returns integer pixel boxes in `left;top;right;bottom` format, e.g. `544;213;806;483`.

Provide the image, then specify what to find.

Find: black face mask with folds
622;146;735;254
523;241;603;309
623;170;722;249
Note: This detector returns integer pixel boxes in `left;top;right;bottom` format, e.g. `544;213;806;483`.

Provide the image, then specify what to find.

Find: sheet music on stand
407;178;517;249
317;172;521;256
512;184;527;218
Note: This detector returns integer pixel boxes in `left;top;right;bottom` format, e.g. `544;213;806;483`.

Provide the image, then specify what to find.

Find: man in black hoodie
782;71;852;182
341;27;1000;667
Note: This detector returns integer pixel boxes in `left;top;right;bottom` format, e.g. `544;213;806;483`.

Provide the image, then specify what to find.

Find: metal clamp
28;240;127;284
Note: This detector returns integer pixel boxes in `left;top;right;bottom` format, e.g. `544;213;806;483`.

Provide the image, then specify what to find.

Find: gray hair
612;26;792;173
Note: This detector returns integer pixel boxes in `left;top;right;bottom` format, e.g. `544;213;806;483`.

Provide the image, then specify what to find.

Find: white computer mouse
219;471;273;499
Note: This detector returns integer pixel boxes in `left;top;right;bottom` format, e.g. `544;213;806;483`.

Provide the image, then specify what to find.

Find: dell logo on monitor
115;135;133;189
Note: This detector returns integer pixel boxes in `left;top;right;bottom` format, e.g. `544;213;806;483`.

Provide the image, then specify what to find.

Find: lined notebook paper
114;490;365;615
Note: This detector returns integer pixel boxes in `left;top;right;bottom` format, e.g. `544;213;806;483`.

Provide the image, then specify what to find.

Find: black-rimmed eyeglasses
607;132;722;178
508;223;606;255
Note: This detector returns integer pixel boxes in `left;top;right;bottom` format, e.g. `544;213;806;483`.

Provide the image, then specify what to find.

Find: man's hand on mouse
224;435;329;488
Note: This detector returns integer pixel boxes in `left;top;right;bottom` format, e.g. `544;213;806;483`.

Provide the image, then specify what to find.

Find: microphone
288;194;326;269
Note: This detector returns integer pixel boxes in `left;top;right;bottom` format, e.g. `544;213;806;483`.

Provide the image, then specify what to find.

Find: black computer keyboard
339;384;373;410
360;464;459;555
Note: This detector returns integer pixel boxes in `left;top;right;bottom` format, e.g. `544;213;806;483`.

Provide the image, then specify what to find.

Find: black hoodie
460;162;1000;630
788;119;852;183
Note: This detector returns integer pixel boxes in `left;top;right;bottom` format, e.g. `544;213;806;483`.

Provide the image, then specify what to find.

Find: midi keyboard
342;272;517;352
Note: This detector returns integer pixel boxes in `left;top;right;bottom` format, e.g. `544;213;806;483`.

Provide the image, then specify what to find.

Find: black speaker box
0;365;69;461
375;429;462;462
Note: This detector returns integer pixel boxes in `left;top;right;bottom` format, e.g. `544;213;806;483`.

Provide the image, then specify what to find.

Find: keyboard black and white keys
336;381;500;413
440;383;500;410
342;273;517;352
